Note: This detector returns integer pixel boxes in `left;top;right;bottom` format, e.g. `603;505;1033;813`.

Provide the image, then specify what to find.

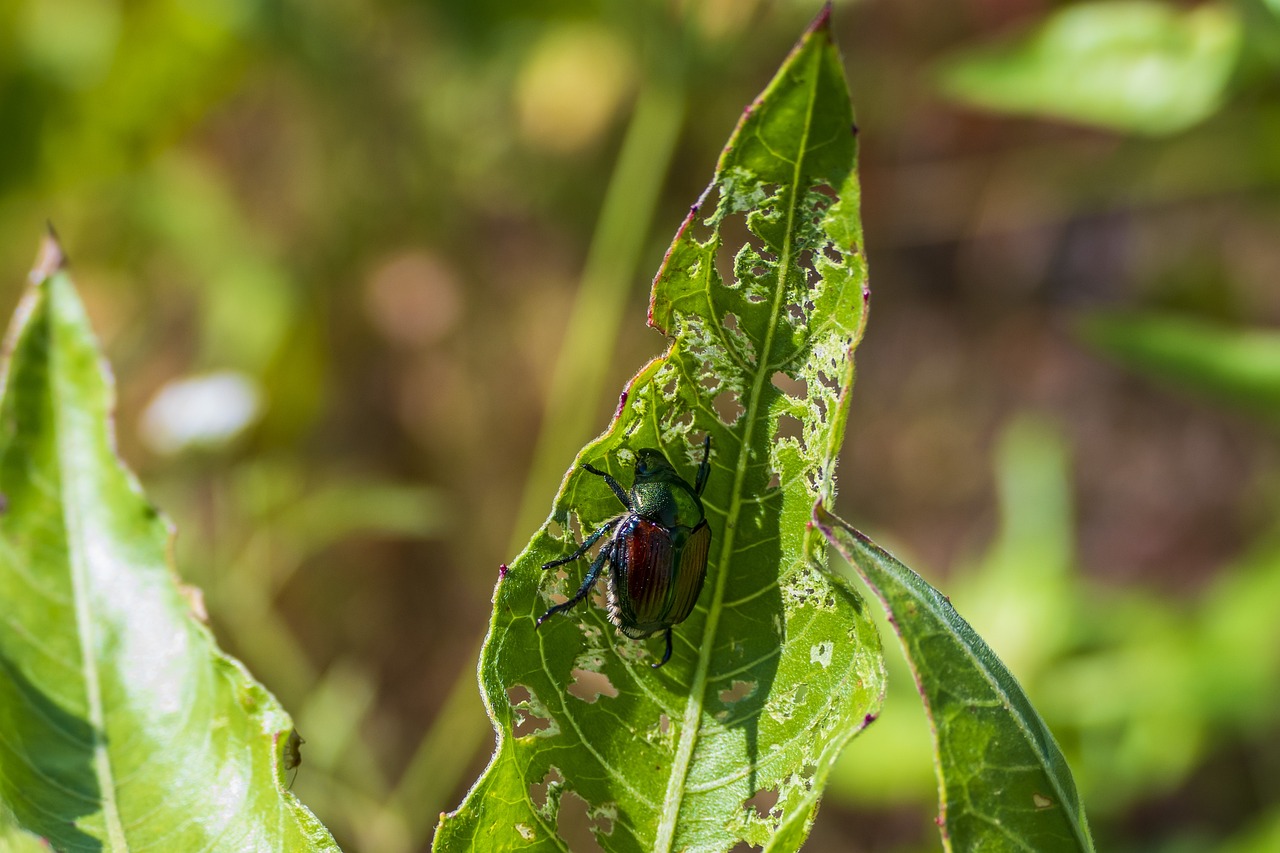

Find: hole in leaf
557;789;606;852
713;391;744;426
719;680;756;705
813;395;828;422
715;210;762;285
745;788;781;819
659;713;670;735
797;247;815;273
771;372;806;399
659;366;679;399
508;685;554;737
543;567;570;607
529;767;564;814
766;469;781;490
514;823;535;841
775;413;803;446
567;668;619;703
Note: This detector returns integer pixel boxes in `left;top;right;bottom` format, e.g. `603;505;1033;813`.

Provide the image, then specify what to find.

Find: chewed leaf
815;508;1095;852
0;239;338;849
436;8;883;853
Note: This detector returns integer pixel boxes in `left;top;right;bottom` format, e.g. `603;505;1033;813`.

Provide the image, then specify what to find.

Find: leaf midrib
909;571;1091;851
653;42;823;852
47;280;128;849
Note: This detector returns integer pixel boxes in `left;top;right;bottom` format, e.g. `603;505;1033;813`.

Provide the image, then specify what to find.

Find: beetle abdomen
606;515;712;639
668;520;710;625
610;518;673;636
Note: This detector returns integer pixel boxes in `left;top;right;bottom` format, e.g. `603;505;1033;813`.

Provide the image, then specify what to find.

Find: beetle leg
537;546;610;627
694;434;712;496
582;463;632;510
652;627;674;669
541;517;620;570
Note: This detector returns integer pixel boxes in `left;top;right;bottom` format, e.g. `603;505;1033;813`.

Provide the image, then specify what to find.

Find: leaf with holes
814;508;1096;852
435;9;883;853
0;239;338;850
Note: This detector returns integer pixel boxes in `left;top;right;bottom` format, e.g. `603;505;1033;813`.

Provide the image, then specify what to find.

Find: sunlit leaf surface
0;240;338;851
815;508;1095;852
436;10;884;852
935;0;1242;136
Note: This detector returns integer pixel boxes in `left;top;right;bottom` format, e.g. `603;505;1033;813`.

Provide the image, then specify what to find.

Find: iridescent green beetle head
633;448;677;483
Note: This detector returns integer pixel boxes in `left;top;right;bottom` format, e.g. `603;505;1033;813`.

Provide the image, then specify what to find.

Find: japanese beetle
538;436;712;668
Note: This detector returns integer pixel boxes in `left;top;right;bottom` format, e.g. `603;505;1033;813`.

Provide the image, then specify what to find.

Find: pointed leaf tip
29;229;67;283
808;2;834;36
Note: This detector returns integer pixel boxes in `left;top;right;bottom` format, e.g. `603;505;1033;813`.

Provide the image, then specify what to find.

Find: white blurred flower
140;371;263;455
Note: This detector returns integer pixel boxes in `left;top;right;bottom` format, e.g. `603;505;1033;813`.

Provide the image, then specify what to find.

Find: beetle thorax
630;480;702;529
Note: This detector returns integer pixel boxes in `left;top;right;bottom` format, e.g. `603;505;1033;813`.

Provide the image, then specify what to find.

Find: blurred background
2;0;1279;850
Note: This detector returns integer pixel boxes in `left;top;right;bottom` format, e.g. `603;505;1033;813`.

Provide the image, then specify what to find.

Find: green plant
0;239;337;850
934;0;1246;135
437;8;1093;852
0;7;1104;852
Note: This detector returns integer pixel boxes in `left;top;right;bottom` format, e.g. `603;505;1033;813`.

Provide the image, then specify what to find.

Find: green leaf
436;9;883;852
814;508;1095;852
0;238;338;851
0;801;49;853
935;0;1242;136
1078;311;1280;419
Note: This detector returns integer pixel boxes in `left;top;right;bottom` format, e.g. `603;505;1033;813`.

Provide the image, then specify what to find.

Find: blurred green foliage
935;1;1244;135
1080;313;1280;417
3;0;1280;850
836;411;1280;851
